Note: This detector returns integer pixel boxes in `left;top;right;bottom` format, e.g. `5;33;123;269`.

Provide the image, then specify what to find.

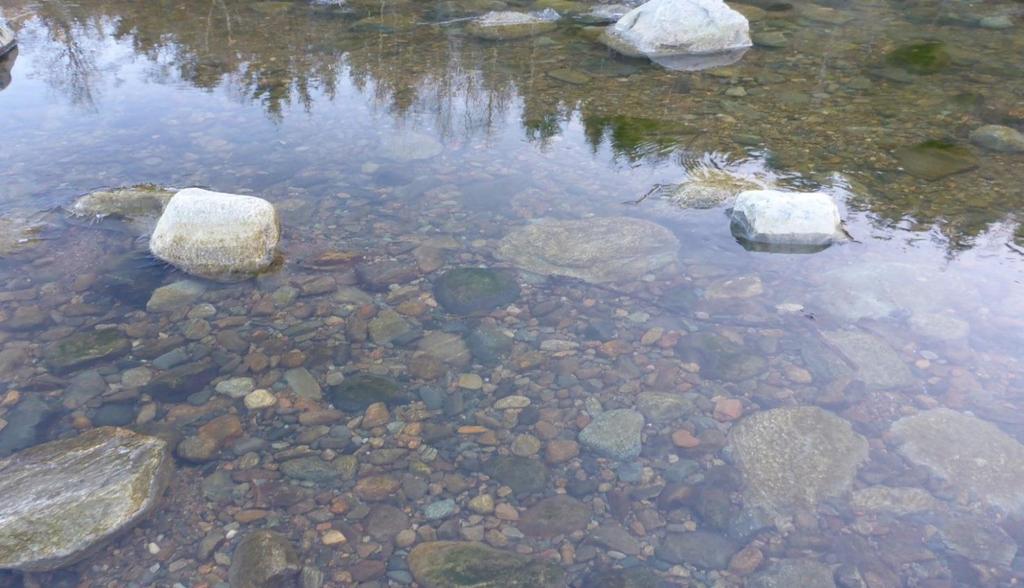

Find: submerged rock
821;329;914;389
850;486;941;515
928;512;1018;566
730;190;842;250
602;0;751;71
328;373;409;411
665;168;763;209
728;406;868;514
969;124;1024;153
885;41;950;74
380;132;444;161
657;531;737;569
44;329;131;373
0;427;172;572
519;495;591;537
68;185;174;230
890;408;1024;516
894;140;978;180
149;188;280;281
465;11;559;41
433;268;520;314
748;559;836;588
228;530;300;588
408;541;564;587
578;408;645;460
483;455;548;495
497;216;679;283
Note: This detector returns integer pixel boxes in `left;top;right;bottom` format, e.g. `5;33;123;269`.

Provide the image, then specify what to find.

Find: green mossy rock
408;541;564;587
893;139;978;180
433;268;520;314
885;42;950;74
44;329;131;373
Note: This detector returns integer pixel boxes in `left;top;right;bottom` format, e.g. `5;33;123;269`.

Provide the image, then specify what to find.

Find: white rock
603;0;751;70
149;188;280;281
730;190;842;248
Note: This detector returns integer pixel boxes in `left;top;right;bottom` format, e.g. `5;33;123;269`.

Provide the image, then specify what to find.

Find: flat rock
433;268;520;314
228;530;300;588
728;406;868;514
635;392;692;423
484;455;548;495
418;331;471;366
280;456;356;482
748;559;836;588
150;188;280;281
519;495;590;537
821;329;914;389
44;329;131;373
928;512;1017;566
890;408;1024;515
0;428;172;572
667;168;763;209
408;541;564;587
894;140;978;180
656;531;737;569
0;24;15;57
850;486;941;515
497;217;679;284
328;374;409;412
147;280;207;312
465;11;558;41
579;409;644;460
68;185;174;231
730;190;842;249
284;367;322;400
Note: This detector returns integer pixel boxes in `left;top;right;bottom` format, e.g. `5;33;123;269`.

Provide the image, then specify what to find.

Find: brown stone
671;429;701;448
545;439;579;464
714;397;743;421
362;403;390;429
729;545;764;575
355;475;401;501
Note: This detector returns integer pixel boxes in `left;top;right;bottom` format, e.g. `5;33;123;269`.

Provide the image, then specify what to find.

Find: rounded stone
244;389;277;410
433;268;520;315
578;409;645;461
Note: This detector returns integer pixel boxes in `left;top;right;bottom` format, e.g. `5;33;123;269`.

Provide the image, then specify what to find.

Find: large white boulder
603;0;751;70
149;188;280;281
730;190;842;249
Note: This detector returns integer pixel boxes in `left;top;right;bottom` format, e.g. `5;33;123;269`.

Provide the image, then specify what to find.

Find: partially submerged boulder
0;24;15;57
466;11;559;40
149;188;280;281
602;0;752;70
730;190;842;251
0;427;172;571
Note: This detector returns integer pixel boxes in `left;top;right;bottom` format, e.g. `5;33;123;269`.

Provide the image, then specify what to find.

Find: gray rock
0;397;57;457
483;455;548;495
368;309;418;345
0;24;16;57
424;498;457;520
929;512;1018;566
465;11;558;41
635;392;692;423
417;331;471;366
821;329;914;389
0;427;172;571
730;190;842;249
890;408;1024;515
748;559;836;588
280;456;356;482
656;531;736;569
519;495;590;537
408;541;564;587
969;124;1024;153
849;486;941;515
284;368;322;400
578;409;644;460
150;188;280;281
147;280;207;312
328;373;409;412
497;217;679;284
467;323;513;366
587;523;641;555
602;0;751;71
228;530;300;588
728;406;868;514
367;505;409;540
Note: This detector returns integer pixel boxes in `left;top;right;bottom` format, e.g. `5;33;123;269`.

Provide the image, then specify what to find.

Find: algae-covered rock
408;541;564;587
728;406;868;514
328;373;409;412
433;268;520;314
44;329;131;373
885;41;950;74
0;427;172;571
68;185;174;230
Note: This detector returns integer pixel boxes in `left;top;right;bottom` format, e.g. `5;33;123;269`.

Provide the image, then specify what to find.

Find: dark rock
483;455;548;495
0;397;58;457
433;268;520;315
885;42;950;74
142;360;219;402
92;402;137;427
328;374;410;412
44;329;131;374
467;323;514;365
356;259;420;291
893;140;978;180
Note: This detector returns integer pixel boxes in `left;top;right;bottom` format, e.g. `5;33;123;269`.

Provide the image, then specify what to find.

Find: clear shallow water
1;0;1024;586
